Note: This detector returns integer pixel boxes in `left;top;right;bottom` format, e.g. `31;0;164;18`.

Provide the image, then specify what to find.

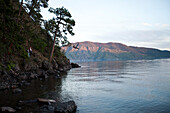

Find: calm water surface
62;59;170;113
0;59;170;113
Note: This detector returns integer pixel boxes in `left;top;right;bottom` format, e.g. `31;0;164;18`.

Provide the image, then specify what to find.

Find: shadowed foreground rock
0;107;16;112
12;88;22;94
17;98;77;113
39;100;77;113
71;63;80;68
55;101;77;113
37;98;56;104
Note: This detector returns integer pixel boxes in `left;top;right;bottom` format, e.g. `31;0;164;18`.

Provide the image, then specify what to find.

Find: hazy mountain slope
62;41;170;61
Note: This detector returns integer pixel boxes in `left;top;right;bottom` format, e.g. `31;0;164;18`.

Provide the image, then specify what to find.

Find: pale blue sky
41;0;170;50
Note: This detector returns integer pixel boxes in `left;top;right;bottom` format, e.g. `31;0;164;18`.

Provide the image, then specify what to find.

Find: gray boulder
24;63;38;71
12;88;22;94
1;106;16;112
39;100;77;113
47;69;55;75
18;74;28;80
30;73;38;79
52;59;58;70
36;70;48;78
13;63;20;72
71;63;80;68
42;61;53;70
39;105;55;113
55;100;77;113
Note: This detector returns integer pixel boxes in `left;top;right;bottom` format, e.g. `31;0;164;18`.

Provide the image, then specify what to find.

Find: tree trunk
17;0;23;24
49;30;57;63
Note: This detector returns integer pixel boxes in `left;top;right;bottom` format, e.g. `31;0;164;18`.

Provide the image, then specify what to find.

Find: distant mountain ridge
62;41;170;61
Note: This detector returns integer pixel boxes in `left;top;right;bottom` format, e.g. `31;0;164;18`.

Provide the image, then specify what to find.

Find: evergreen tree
47;7;75;62
18;0;49;24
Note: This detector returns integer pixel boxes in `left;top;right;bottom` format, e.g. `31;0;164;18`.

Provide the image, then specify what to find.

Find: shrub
32;36;47;53
7;61;15;71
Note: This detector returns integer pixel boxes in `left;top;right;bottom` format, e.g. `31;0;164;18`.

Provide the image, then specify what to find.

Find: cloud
87;30;170;50
161;24;170;27
135;38;170;50
142;23;170;29
143;23;152;26
69;21;170;51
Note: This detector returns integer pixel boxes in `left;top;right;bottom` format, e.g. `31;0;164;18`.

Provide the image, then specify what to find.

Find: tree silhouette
17;0;49;24
48;7;75;62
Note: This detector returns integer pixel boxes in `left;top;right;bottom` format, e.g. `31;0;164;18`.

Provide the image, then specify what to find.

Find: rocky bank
0;50;80;113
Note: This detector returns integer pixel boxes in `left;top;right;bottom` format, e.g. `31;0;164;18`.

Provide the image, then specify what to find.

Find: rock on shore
71;63;81;68
39;100;77;113
0;56;79;113
0;57;73;91
0;106;16;112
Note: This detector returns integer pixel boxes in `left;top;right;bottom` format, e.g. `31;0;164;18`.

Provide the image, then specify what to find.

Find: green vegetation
32;36;47;53
0;0;75;68
7;61;15;71
47;7;75;62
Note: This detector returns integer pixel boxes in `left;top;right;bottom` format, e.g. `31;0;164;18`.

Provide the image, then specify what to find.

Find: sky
41;0;170;50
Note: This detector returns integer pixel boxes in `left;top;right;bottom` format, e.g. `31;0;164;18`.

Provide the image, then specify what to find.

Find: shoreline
0;59;80;113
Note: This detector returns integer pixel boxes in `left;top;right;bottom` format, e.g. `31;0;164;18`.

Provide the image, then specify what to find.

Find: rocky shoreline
0;57;80;113
1;99;77;113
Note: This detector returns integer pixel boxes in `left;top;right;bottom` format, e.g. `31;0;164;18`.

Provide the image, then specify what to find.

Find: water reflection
68;61;132;83
0;72;67;112
0;59;170;113
62;59;170;113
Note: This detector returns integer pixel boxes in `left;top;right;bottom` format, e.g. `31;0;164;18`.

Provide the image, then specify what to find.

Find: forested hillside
0;0;77;90
0;0;75;72
62;41;170;61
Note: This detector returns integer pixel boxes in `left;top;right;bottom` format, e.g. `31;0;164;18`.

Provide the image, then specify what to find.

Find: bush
32;36;47;53
7;61;15;71
17;45;29;59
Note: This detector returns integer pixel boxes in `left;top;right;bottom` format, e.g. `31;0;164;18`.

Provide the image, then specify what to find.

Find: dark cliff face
62;41;170;61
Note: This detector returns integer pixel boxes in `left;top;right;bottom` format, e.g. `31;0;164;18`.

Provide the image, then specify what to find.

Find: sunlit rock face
62;41;170;61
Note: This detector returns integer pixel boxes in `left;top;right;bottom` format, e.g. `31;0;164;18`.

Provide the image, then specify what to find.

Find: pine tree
48;7;75;62
17;0;49;24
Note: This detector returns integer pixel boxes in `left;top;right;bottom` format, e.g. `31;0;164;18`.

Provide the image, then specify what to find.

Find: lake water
0;59;170;113
61;59;170;113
